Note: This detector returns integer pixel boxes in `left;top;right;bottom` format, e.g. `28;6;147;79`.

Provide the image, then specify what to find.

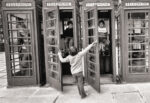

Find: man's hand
57;49;62;56
92;40;98;46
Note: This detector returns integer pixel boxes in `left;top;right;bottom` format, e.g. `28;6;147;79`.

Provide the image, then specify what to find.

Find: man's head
67;21;73;29
98;20;105;28
69;46;78;56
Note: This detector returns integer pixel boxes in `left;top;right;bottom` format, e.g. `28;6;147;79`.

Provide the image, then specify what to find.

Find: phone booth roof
82;0;114;9
119;0;150;9
43;0;77;9
2;0;42;10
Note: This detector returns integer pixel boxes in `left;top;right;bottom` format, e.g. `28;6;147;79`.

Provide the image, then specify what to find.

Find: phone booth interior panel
82;0;116;92
2;0;44;86
118;0;150;82
43;0;81;90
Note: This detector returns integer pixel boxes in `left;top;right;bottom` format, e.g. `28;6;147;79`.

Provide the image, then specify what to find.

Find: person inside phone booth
98;20;110;74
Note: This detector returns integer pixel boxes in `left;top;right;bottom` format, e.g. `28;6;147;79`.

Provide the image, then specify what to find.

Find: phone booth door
84;7;100;92
43;7;62;91
3;10;37;86
125;10;150;82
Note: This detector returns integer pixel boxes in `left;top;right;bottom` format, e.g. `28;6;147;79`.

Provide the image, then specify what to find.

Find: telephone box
82;0;116;92
117;0;150;82
43;0;81;90
2;0;45;86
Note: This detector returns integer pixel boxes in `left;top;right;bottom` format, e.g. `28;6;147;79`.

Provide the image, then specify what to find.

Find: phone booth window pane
47;11;56;20
88;29;95;36
88;38;94;44
48;47;58;54
47;29;56;37
88;20;94;27
130;67;146;73
87;10;94;19
88;54;96;63
88;62;96;71
131;13;145;19
48;55;58;63
46;20;56;28
47;38;57;45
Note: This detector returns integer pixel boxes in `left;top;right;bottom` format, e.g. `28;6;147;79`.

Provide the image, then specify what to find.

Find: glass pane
46;20;56;28
88;71;95;79
88;54;96;62
48;55;58;63
88;29;95;36
48;47;58;54
129;59;145;66
88;37;94;44
47;38;57;45
87;10;94;19
46;29;56;37
88;62;96;71
88;20;94;27
89;46;96;54
47;11;56;20
50;71;58;79
129;67;146;73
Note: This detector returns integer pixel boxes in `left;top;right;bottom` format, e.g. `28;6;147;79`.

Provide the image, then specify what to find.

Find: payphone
43;0;81;90
2;0;44;86
82;0;116;92
117;0;150;82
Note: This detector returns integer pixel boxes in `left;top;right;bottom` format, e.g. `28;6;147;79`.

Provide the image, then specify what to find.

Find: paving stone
141;92;150;103
114;92;143;103
26;96;58;103
0;97;28;103
0;88;38;97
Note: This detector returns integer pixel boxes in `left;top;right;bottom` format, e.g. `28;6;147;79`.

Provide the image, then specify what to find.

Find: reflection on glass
88;54;96;62
47;29;55;37
88;63;95;71
129;67;145;73
129;59;145;66
48;47;58;54
48;55;58;63
46;20;55;28
47;38;57;45
47;11;55;19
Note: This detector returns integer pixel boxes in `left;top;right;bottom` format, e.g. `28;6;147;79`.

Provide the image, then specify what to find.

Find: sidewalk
1;52;150;103
0;83;150;103
0;52;7;88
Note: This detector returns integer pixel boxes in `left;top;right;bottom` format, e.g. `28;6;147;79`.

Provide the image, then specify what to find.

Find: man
58;40;97;98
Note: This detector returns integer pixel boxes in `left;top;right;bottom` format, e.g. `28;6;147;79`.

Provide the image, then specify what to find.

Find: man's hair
67;21;73;25
69;46;78;56
98;20;105;25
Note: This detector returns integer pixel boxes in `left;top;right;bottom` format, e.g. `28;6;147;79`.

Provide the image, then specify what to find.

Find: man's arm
79;41;97;56
58;52;69;63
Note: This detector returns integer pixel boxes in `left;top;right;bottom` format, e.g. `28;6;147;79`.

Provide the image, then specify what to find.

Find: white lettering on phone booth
46;2;72;6
125;2;149;6
6;3;32;7
86;3;110;7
